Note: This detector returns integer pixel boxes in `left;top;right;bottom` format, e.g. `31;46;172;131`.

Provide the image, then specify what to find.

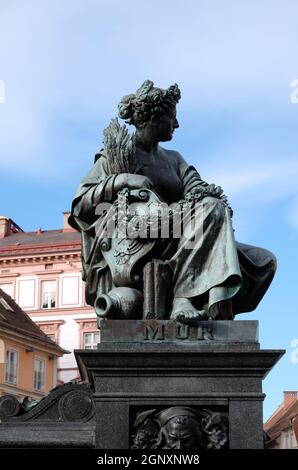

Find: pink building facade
0;214;99;383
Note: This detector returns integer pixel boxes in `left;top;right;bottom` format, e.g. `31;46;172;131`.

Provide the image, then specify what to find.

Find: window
61;275;80;306
34;358;45;392
83;332;100;350
5;349;18;385
37;320;63;344
41;280;56;309
0;283;13;298
18;278;36;308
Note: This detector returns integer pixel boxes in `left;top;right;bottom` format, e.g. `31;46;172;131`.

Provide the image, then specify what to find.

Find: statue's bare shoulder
158;146;186;167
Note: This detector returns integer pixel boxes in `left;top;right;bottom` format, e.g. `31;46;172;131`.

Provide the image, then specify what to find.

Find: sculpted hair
118;80;181;127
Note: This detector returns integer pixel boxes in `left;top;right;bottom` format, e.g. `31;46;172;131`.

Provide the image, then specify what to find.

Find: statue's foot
170;297;207;322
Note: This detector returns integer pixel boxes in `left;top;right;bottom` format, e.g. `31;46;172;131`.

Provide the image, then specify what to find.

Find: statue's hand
185;184;234;218
114;173;153;192
207;184;233;216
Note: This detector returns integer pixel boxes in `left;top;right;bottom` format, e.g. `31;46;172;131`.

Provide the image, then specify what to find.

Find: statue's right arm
70;156;152;226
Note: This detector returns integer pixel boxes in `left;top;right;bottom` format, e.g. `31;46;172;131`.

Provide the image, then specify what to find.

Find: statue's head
154;406;202;449
118;80;181;142
161;415;200;449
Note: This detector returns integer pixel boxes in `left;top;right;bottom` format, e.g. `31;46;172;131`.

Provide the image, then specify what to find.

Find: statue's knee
257;247;277;274
267;251;277;274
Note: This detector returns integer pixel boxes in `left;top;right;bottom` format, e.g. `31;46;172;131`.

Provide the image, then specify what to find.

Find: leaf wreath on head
119;80;181;126
135;80;154;101
135;80;181;109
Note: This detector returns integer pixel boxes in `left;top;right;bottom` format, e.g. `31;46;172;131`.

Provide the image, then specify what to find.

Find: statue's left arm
174;151;232;214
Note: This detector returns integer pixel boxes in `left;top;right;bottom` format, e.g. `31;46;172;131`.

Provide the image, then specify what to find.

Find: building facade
0;214;99;383
0;288;67;401
264;391;298;449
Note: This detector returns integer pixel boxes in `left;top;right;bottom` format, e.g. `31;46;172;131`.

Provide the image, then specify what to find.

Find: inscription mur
143;321;214;341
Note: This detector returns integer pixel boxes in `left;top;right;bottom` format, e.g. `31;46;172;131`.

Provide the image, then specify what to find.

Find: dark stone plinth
0;321;284;449
75;320;284;449
99;319;259;345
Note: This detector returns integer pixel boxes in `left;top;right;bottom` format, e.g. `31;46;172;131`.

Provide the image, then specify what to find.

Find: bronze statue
69;80;276;321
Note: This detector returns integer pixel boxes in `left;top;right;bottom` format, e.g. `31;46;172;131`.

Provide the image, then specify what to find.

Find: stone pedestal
0;383;95;447
75;320;284;449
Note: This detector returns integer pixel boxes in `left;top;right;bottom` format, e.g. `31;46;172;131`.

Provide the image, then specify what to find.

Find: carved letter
144;323;165;341
197;322;214;341
176;324;189;340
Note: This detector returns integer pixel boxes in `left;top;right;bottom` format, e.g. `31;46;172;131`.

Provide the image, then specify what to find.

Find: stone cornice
0;252;81;267
0;240;80;254
75;318;97;331
0;326;68;356
75;317;97;324
28;307;92;317
31;270;64;275
0;272;20;278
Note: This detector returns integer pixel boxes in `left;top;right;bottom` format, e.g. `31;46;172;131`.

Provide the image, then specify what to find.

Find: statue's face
149;105;179;142
162;418;197;449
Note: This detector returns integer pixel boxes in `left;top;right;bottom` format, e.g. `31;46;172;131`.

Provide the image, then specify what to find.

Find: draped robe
69;147;276;316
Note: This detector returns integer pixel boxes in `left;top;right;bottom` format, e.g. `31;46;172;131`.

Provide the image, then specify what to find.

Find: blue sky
0;0;298;420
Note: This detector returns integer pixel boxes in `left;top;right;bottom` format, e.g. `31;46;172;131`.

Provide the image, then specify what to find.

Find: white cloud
209;158;298;201
194;148;298;236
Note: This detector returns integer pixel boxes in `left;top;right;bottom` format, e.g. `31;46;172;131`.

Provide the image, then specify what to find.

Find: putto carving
131;406;228;449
